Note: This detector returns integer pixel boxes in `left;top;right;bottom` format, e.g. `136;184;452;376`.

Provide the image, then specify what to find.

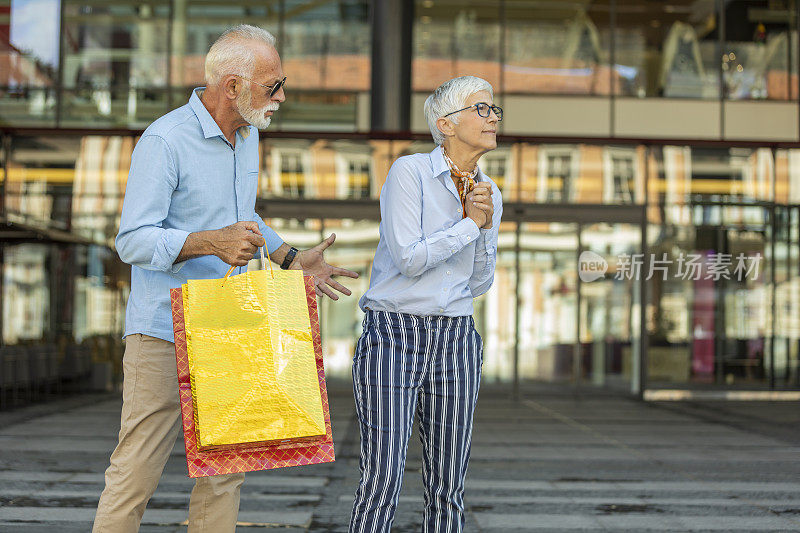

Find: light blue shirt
359;146;502;317
116;88;284;342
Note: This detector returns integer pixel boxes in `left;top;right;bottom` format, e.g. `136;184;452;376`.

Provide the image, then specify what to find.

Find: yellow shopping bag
181;249;326;449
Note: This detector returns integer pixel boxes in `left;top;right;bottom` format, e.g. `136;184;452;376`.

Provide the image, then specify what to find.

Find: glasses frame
443;102;503;121
236;75;287;98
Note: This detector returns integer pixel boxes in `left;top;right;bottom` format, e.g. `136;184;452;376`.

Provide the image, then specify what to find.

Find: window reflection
3;244;49;343
74;245;126;342
503;1;612;95
4;133;800;390
6;135;127;242
0;0;61;125
646;218;770;388
61;1;170;127
6;136;78;229
651;146;775;224
722;1;798;101
517;223;579;381
413;0;502;91
616;1;719;98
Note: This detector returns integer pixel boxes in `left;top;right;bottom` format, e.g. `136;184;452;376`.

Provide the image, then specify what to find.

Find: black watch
280;246;298;270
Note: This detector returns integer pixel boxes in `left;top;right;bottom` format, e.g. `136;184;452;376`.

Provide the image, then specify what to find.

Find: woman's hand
467;183;494;229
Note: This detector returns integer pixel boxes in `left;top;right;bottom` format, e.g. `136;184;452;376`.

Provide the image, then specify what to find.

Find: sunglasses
443;102;503;121
236;75;287;98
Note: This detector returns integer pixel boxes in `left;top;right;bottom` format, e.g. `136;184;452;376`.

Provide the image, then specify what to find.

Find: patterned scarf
442;147;478;218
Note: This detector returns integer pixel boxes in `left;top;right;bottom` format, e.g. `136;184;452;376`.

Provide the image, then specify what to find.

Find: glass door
579;222;642;392
517;222;579;384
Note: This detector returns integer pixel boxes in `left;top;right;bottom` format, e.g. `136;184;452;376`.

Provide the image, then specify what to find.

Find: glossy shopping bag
170;258;334;477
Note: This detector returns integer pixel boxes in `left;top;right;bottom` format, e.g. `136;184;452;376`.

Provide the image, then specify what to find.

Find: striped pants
349;310;483;533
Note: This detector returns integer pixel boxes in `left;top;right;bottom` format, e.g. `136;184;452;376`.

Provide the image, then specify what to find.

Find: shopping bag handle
222;246;274;283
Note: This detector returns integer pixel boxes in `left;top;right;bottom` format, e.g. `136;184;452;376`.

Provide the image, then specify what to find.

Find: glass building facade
1;0;800;404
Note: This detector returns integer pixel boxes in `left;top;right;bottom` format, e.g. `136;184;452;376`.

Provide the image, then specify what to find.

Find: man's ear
222;76;239;100
436;117;455;140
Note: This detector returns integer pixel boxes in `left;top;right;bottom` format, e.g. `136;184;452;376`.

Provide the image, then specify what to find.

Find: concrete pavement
0;384;799;532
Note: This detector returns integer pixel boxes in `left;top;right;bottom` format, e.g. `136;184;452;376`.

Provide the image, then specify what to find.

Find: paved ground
0;384;799;532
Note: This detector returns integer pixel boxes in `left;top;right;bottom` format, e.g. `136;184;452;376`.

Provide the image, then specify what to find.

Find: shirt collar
430;145;450;179
189;87;251;140
430;145;482;180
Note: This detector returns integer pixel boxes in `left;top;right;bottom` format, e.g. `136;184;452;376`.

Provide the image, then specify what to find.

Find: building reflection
2;133;799;400
2;0;800;406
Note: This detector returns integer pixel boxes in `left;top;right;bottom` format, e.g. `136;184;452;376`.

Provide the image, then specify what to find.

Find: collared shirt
116;88;284;342
359;146;502;317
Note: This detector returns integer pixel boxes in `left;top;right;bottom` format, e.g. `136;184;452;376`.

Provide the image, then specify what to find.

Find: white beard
236;85;278;129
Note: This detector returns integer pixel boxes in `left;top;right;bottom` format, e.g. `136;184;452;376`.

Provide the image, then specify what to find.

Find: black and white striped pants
349;310;483;533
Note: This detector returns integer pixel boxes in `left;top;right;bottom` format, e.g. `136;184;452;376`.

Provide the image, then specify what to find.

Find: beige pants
93;334;245;533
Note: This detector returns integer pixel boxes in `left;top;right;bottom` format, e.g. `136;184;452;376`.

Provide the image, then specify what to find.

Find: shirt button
446;270;451;275
452;248;457;253
439;308;444;312
442;288;447;292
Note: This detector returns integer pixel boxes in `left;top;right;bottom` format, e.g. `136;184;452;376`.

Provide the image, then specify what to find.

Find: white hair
424;76;494;145
204;25;277;86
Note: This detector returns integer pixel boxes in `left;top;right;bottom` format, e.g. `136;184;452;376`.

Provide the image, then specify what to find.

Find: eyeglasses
236;75;287;98
443;102;503;121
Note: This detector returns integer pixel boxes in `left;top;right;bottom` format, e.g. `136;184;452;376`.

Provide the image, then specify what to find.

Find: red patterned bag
170;275;335;477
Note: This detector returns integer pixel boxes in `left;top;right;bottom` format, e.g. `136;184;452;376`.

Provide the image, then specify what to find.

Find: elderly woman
350;76;503;532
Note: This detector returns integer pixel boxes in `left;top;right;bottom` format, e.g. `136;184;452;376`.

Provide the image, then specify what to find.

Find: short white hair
424;76;494;145
204;25;277;86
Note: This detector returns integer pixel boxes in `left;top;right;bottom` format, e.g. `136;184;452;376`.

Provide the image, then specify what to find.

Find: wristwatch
280;246;298;270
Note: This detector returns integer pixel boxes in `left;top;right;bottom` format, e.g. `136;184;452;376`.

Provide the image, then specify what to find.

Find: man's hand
210;222;266;265
291;233;359;300
178;221;265;266
465;182;493;229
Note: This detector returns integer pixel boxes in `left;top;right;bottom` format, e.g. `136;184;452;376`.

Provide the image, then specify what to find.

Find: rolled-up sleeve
382;159;480;278
251;211;284;257
115;135;190;273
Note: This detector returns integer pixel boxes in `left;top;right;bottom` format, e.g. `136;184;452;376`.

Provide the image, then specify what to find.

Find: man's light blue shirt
359;146;502;317
116;88;284;342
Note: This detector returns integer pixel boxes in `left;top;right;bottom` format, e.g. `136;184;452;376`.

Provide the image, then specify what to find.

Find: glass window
60;1;171;127
646;211;771;389
503;0;612;95
539;146;579;202
581;222;641;391
276;147;311;198
6;136;77;230
271;0;369;130
474;222;517;382
517;222;579;382
171;4;279;89
282;0;370;92
651;146;775;227
3;244;50;343
478;143;513;199
73;244;127;342
318;217;377;377
259;138;401;200
615;1;719;98
6;135;128;243
722;0;798;101
335;150;372;199
0;0;61;126
413;0;501;92
71;135;130;242
604;148;636;203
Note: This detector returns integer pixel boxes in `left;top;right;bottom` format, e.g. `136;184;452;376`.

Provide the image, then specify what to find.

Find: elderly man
92;25;357;533
349;76;503;532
